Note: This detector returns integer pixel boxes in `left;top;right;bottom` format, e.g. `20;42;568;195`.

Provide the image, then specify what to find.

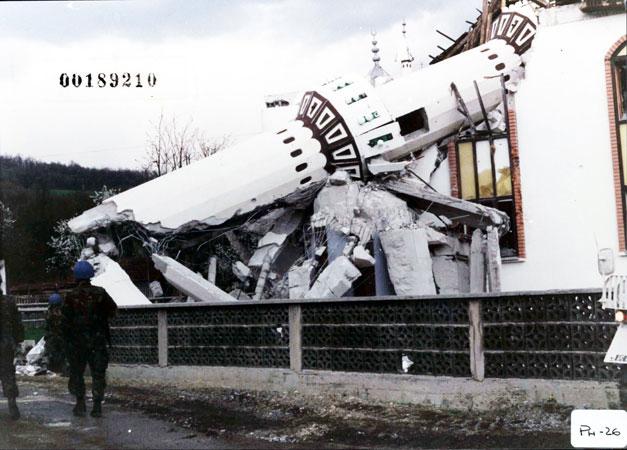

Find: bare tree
145;113;230;176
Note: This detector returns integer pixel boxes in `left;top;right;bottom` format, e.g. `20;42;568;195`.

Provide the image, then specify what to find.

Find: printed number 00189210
59;73;157;88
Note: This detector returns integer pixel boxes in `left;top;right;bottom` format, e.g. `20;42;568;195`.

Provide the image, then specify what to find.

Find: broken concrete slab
384;177;509;234
89;254;152;306
248;244;280;268
305;256;361;299
367;158;408;175
379;228;436;296
152;254;236;303
352;245;375;268
288;260;315;299
329;170;350;185
232;261;252;282
257;211;303;247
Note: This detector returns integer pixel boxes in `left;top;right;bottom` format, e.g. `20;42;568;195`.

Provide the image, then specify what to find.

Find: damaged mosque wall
65;2;626;305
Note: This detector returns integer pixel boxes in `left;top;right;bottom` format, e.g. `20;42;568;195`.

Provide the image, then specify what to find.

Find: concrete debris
149;281;164;298
253;253;273;300
379;229;436;296
225;231;253;265
328;170;350;186
257;211;302;247
306;256;361;299
373;232;395;296
311;182;360;229
288;260;315;299
432;254;470;294
249;244;280;268
358;187;415;232
416;211;447;230
385;177;509;234
351;245;375;268
314;246;326;258
313;179;414;237
229;289;252;300
90;254;152;306
94;233;119;257
367;158;408;175
232;261;252;282
401;354;414;373
242;208;288;235
26;338;46;365
207;256;217;284
349;219;374;244
249;211;303;269
406;145;439;183
152;254;236;303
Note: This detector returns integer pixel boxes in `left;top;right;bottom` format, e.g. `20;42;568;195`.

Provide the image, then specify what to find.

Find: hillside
0;155;153;288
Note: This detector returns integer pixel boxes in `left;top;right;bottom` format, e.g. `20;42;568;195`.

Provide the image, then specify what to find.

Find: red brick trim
448;140;459;198
605;36;627;252
507;108;526;259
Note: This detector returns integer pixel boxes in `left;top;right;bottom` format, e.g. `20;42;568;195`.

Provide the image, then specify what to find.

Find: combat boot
7;398;20;420
73;397;86;417
90;401;102;418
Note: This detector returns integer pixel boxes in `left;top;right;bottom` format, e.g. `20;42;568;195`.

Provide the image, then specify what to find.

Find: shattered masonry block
379;228;436;296
288;260;315;299
329;170;350;185
248;244;280;268
432;256;470;294
232;261;252;281
305;256;361;299
149;281;164;298
352;245;375;268
256;210;302;247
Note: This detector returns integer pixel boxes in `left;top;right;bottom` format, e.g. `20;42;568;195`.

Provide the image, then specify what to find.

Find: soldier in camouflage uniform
44;292;66;375
0;274;24;420
61;261;117;418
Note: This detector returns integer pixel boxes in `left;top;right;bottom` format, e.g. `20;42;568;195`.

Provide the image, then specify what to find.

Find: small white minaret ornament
397;20;414;74
367;31;393;87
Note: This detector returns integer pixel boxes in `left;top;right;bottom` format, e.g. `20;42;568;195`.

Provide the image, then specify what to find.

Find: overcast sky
0;0;481;169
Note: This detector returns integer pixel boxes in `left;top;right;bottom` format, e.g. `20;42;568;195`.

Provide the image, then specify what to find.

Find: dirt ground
2;375;576;449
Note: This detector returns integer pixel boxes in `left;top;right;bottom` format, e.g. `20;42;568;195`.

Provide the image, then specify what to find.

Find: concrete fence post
157;309;168;367
288;305;302;372
468;300;485;381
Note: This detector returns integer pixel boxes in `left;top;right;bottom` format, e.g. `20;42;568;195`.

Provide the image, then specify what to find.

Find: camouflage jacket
45;306;64;340
0;295;25;344
61;283;117;348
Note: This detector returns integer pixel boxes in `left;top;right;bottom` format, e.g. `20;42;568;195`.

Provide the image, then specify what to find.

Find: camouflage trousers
67;344;109;402
45;335;67;374
0;338;18;399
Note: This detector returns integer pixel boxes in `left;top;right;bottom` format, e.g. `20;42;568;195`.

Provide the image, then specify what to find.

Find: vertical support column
469;229;485;381
486;226;502;293
288;305;302;372
157;310;168;367
207;256;217;284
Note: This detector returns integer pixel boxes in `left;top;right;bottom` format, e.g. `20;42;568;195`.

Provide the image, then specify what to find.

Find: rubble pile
75;151;509;303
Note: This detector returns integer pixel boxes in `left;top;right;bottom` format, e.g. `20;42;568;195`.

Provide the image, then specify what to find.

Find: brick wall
605;36;627;252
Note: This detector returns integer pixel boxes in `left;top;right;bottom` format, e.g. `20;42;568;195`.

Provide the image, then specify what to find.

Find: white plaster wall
500;8;626;291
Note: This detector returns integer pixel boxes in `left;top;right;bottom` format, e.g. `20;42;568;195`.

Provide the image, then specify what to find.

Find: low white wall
108;364;621;411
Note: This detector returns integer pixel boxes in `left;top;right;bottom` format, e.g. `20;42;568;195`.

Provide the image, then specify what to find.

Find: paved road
0;379;235;449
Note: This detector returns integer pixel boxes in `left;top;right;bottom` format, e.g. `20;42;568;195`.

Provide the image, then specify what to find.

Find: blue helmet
73;260;95;280
48;293;63;306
